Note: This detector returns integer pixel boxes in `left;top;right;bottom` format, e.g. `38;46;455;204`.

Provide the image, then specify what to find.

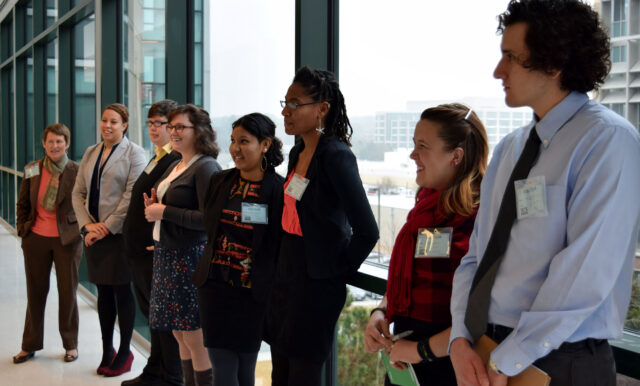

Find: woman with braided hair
264;66;379;385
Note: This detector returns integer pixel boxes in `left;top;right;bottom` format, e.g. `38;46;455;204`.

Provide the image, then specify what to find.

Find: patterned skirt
150;242;205;331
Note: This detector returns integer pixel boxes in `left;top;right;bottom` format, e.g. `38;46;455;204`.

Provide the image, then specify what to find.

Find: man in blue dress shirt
449;1;640;385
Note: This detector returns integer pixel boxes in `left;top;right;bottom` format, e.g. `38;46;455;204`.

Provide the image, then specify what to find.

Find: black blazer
154;155;221;249
289;135;379;279
16;159;81;246
122;151;181;259
192;168;285;304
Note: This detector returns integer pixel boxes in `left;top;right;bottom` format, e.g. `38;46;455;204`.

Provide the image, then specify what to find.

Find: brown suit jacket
16;158;81;246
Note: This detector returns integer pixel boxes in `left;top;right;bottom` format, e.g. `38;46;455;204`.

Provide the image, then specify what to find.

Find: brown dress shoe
64;350;78;362
13;351;35;364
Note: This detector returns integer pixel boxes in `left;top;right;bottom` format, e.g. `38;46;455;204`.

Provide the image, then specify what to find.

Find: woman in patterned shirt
193;112;284;386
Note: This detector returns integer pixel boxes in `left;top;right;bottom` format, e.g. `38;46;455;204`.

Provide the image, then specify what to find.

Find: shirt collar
154;142;173;161
535;91;589;148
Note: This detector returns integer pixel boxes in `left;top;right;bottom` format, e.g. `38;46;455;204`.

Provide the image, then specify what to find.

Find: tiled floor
0;223;147;385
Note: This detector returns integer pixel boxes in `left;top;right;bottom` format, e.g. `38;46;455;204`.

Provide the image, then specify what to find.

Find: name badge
241;202;268;224
24;164;40;179
515;175;548;219
143;160;158;174
285;174;310;201
414;227;453;258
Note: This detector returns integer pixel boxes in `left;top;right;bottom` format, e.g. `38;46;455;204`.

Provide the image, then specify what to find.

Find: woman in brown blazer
14;123;82;364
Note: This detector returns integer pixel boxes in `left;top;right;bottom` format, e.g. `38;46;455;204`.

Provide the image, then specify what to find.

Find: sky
206;0;596;118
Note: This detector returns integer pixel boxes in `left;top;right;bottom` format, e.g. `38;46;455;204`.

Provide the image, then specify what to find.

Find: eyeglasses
146;120;168;128
280;100;322;110
167;124;195;133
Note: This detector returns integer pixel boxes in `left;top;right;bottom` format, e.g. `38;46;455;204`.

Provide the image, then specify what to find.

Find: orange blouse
281;170;303;236
31;167;60;237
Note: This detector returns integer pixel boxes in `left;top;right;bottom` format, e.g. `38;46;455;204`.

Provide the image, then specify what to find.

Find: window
612;0;628;37
46;0;58;28
205;0;295;171
1;16;13;61
16;51;36;167
610;103;626;117
72;15;96;160
1;67;14;169
193;0;204;106
612;45;627;63
122;0;166;153
18;0;33;48
0;66;15;226
46;39;58;127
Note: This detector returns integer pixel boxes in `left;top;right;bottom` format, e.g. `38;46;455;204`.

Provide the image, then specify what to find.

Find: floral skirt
150;242;204;331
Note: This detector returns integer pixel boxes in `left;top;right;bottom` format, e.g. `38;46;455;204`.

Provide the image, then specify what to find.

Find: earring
315;117;325;136
261;154;268;172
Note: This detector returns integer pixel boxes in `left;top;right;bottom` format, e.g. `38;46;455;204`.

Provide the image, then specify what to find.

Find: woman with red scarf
364;103;488;385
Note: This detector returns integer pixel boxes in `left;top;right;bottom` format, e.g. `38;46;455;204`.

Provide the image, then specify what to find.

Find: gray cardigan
155;155;221;249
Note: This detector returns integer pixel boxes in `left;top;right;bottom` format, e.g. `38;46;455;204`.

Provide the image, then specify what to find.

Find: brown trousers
21;232;82;351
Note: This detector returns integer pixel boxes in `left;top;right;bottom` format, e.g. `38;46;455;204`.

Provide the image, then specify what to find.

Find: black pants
270;348;323;386
207;348;258;386
129;253;183;385
487;324;616;386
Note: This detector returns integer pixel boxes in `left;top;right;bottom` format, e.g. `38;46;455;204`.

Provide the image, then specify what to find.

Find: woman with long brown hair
364;103;488;385
144;104;220;386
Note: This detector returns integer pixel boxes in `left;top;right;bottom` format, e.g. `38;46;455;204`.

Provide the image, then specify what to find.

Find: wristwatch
369;307;386;318
80;226;89;239
417;338;436;362
489;358;504;374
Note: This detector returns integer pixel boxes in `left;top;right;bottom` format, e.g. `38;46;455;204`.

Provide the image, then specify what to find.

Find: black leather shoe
121;374;156;386
13;351;35;364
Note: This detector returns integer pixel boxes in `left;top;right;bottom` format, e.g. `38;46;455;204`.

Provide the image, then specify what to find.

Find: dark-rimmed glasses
280;100;322;110
167;124;195;134
146;120;168;128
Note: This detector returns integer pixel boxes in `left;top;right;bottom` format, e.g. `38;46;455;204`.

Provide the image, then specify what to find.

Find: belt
485;323;605;355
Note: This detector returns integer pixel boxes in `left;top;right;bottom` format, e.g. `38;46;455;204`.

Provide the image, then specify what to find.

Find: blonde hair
419;103;488;217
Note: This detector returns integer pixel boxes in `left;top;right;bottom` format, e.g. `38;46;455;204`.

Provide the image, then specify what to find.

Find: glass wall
205;0;295;170
123;0;166;154
1;16;13;61
18;0;34;47
46;0;58;28
17;51;36;166
1;67;15;170
46;39;58;127
193;0;204;106
1;66;15;226
72;15;97;159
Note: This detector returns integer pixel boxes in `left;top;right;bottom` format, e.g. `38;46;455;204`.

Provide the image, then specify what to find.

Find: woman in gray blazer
72;103;146;377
